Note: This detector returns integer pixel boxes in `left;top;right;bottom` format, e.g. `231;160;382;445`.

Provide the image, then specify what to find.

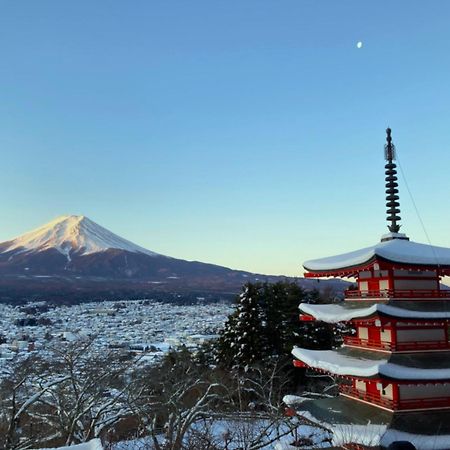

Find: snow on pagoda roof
303;236;450;273
292;347;450;380
292;397;450;449
298;302;450;323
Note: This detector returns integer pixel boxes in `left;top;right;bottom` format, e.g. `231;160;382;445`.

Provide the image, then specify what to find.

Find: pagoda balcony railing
343;336;449;352
339;385;394;409
394;340;450;351
345;289;450;299
398;396;450;410
340;385;450;411
343;336;392;351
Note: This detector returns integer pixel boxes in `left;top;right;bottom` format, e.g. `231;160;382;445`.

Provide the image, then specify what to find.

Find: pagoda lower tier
286;395;450;449
299;300;450;352
292;346;450;412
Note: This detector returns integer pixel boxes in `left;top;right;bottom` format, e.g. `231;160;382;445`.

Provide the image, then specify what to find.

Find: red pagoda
291;129;450;449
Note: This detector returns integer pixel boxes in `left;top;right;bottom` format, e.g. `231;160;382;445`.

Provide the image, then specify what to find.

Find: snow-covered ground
111;419;332;450
36;439;103;450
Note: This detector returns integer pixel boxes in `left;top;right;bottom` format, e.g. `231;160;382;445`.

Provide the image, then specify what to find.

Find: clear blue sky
1;1;450;276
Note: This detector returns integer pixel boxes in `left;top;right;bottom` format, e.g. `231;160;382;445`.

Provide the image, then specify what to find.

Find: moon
356;41;363;49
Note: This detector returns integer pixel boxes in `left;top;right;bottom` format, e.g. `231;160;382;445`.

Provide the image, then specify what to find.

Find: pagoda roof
303;236;450;275
294;395;391;426
292;346;450;380
292;396;450;449
299;301;450;323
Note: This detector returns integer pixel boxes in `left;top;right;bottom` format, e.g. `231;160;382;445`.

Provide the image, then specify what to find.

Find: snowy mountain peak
2;215;159;258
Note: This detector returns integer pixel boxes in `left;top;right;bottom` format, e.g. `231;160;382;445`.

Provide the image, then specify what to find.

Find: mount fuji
0;215;256;281
0;215;159;259
0;215;347;302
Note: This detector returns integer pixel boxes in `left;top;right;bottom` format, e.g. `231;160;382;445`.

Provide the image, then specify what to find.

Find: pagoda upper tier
304;234;450;280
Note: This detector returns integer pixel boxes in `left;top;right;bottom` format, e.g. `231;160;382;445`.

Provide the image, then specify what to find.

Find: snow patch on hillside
2;215;159;258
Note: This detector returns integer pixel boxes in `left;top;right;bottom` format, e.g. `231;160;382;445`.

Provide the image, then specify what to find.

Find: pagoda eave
287;396;450;449
304;256;450;278
292;347;450;381
298;302;450;323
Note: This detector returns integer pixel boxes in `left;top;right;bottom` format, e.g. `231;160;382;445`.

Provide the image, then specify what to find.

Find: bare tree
31;340;137;445
0;339;140;449
0;355;71;450
125;353;301;450
127;349;227;450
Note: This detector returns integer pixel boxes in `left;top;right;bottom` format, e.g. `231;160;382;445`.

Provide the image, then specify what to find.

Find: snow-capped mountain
0;215;256;284
1;215;159;259
0;215;349;302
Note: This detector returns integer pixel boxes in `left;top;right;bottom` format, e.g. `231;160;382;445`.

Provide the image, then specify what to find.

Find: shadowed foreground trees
0;281;341;449
0;341;137;449
0;343;304;450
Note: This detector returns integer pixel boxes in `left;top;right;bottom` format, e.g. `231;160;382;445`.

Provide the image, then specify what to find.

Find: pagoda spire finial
384;127;401;233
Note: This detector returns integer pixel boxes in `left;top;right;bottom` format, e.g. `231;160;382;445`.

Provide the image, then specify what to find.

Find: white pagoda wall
399;383;450;399
396;328;446;342
394;279;438;290
393;269;437;278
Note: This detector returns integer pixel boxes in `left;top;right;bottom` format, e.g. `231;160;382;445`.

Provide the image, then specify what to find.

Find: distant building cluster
0;299;233;375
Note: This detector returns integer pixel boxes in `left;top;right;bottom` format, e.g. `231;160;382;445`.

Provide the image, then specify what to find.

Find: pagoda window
359;271;371;279
381;384;393;400
355;380;366;392
359;281;368;292
394;278;439;290
379;279;389;291
358;327;368;340
373;270;389;278
393;269;437;278
396;327;446;343
399;383;450;400
380;328;391;342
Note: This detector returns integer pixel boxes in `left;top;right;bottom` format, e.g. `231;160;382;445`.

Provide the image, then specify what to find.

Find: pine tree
260;281;307;356
216;283;268;367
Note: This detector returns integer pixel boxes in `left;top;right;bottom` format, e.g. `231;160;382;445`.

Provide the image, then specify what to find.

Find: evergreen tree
216;283;269;367
216;281;309;366
215;281;346;367
259;281;306;356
